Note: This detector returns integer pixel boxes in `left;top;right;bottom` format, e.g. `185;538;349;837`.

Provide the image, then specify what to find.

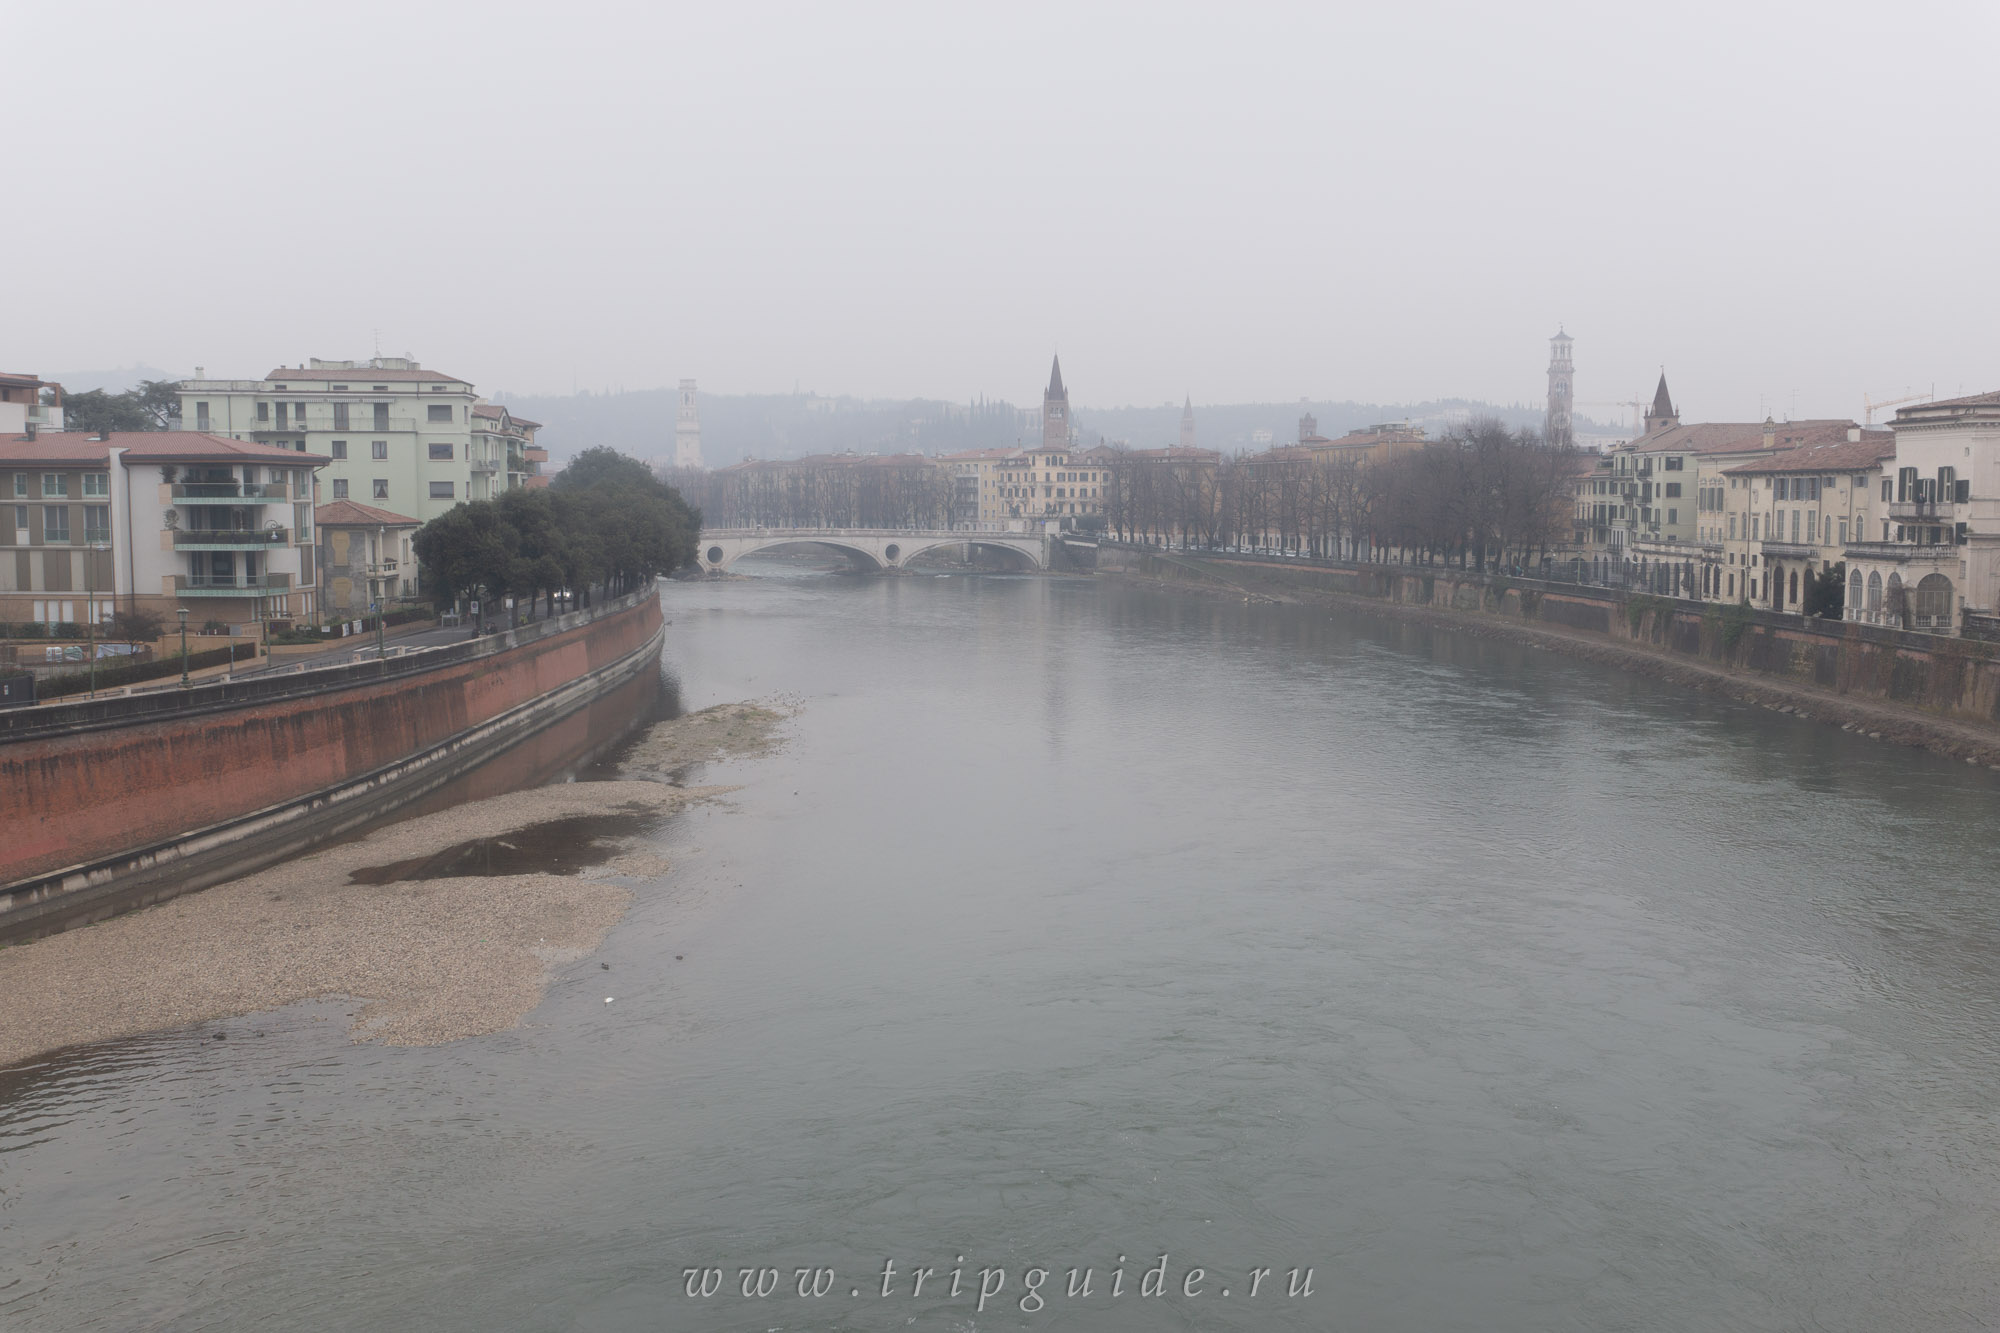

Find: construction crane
1862;386;1934;426
1577;399;1649;439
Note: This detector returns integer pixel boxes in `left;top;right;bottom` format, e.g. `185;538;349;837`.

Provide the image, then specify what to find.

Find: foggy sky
9;1;1995;423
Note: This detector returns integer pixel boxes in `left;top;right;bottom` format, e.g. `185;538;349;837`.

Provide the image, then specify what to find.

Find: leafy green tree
63;389;155;433
1804;564;1845;620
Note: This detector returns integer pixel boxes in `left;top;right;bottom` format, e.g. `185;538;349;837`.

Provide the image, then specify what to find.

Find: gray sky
9;1;1995;422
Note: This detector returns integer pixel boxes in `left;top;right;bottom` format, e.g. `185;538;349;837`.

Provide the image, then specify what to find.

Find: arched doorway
1789;569;1800;607
1866;571;1882;619
1770;564;1784;611
1914;573;1954;631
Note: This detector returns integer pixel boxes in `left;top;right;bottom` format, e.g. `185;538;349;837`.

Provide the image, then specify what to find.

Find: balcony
174;573;293;596
1889;499;1953;521
469;458;499;473
171;482;291;502
1761;540;1819;560
1844;541;1959;563
173;527;291;550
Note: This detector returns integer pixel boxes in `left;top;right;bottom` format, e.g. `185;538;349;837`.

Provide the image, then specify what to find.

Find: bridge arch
699;529;1046;575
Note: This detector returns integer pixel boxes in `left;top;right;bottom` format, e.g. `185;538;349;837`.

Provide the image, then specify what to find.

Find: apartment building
0;373;63;435
1709;433;1894;610
0;431;325;627
940;448;1016;530
1842;390;2000;633
315;499;421;616
994;443;1113;525
470;404;544;499
179;357;479;525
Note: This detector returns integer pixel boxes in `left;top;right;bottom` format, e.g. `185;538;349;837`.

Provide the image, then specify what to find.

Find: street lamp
177;606;190;689
85;540;109;698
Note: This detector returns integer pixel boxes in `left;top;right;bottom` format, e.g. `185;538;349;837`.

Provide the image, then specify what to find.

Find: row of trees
414;448;699;620
1104;420;1581;571
670;455;953;529
61;381;182;433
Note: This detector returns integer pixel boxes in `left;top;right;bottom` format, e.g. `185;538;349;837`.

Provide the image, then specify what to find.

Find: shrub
1719;600;1755;651
111;608;164;641
36;644;242;699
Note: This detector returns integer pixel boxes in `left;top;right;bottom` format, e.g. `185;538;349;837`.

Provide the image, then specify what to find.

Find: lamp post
86;540;109;698
177;606;190;688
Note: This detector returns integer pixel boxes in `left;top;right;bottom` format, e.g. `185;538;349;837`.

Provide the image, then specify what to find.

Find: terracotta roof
0;431;328;465
314;499;420;527
1120;446;1221;462
939;448;1020;460
264;367;469;385
1897;390;2000;416
1722;433;1896;475
1628;419;1855;456
0;372;49;390
470;403;542;429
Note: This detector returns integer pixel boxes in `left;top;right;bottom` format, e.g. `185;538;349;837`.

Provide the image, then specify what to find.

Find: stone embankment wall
1098;545;2000;728
1;593;663;938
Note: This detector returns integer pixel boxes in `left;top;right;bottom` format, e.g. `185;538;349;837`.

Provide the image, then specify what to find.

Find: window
85;505;109;542
1882;478;1892;502
1664;456;1684;471
1839;518;1849;545
12;504;25;535
43;505;69;542
372;479;388;500
195;402;210;430
427;404;453;422
371;440;388;460
10;474;23;498
333;403;350;431
42;474;63;497
1664;482;1681;498
330;440;348;459
1666;508;1677;524
257;401;270;422
429;481;455;500
332;479;349;499
82;472;108;497
373;403;390;431
428;442;454;460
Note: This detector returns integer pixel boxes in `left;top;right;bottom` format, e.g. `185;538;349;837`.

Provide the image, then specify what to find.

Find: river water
5;566;2000;1331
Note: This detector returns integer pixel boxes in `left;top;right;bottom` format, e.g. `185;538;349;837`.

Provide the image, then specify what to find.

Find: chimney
195;365;205;380
1763;416;1775;450
24;422;36;441
1848;426;1861;442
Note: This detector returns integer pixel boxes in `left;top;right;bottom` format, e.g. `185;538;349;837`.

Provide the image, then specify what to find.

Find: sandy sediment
618;697;796;776
0;779;732;1070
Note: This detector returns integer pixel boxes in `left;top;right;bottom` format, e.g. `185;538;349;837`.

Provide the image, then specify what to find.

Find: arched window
1789;570;1800;605
1867;571;1882;616
1914;573;1954;630
1848;568;1863;616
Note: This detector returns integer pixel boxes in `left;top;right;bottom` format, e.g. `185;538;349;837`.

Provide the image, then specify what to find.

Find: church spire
1180;395;1196;449
1644;371;1679;434
1047;355;1065;401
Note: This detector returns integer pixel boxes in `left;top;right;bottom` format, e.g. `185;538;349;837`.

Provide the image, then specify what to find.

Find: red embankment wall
0;597;661;886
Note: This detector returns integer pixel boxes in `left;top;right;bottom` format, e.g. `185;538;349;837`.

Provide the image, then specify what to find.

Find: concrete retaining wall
0;592;664;939
1099;545;2000;727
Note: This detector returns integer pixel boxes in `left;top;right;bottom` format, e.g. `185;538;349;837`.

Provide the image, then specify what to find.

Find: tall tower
1042;356;1069;450
1545;329;1574;448
1180;395;1196;448
1643;372;1678;435
674;378;703;470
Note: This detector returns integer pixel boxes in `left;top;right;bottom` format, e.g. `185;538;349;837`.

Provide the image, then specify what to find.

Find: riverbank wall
0;591;664;941
1099;544;2000;737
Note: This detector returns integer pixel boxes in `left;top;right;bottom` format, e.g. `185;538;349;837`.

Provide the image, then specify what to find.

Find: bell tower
1042;356;1069;450
1545;329;1574;448
674;378;703;470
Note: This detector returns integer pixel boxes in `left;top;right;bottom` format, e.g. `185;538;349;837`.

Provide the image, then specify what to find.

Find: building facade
0;373;63;435
1842;390;2000;632
314;499;421;615
469;404;543;497
0;431;325;627
179;357;480;525
1712;433;1894;611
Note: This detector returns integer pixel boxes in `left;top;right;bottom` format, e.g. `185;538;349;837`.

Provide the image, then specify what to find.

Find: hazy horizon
9;2;1994;423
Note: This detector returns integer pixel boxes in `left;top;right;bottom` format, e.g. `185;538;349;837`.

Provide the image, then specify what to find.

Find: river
4;565;1999;1331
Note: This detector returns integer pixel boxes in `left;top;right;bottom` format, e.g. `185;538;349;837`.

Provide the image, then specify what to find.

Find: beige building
180;357;482;525
1711;432;1894;611
470;403;543;498
993;443;1112;524
0;430;325;627
940;447;1017;530
1842;390;2000;633
314;499;421;615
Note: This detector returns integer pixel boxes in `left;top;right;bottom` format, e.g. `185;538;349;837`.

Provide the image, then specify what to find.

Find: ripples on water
4;570;1999;1331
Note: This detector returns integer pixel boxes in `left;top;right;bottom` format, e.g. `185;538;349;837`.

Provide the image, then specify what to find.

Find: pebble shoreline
0;779;730;1069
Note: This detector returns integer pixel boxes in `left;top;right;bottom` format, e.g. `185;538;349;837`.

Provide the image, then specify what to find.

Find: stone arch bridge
699;528;1047;574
